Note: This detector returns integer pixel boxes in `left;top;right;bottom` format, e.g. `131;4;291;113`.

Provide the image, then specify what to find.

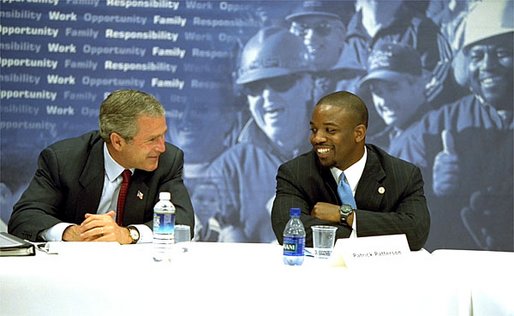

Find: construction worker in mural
399;0;513;251
207;26;314;242
361;42;434;156
338;0;460;108
285;0;354;102
1;0;512;251
165;67;246;242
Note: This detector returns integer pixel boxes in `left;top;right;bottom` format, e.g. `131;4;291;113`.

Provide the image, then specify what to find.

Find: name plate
329;234;410;268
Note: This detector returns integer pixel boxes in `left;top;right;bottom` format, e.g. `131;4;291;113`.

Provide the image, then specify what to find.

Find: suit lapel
355;146;386;210
312;151;340;204
76;139;104;220
322;169;339;204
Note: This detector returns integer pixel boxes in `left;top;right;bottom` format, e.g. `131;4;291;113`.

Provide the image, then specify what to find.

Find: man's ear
354;124;367;143
110;132;124;151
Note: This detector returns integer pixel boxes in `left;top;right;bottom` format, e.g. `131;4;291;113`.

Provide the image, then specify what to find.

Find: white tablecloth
1;242;512;316
431;249;514;316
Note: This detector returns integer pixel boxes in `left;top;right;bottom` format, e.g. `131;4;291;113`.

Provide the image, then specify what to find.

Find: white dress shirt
330;147;367;238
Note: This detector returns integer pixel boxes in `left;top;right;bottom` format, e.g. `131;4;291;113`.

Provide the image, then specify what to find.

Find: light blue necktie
338;172;356;209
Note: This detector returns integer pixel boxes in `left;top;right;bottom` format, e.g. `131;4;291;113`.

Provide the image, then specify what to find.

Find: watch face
340;204;353;216
129;227;140;241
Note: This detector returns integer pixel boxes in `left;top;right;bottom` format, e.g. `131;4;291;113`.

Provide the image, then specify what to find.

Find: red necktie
116;169;132;225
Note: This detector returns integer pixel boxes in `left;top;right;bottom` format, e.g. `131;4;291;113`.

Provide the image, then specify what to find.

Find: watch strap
127;226;140;244
339;204;353;225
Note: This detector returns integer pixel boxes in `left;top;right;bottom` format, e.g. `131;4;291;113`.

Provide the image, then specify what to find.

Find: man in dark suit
8;89;194;244
271;91;430;250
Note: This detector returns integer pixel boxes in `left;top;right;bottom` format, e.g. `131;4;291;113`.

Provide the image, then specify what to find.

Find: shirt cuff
131;224;152;243
40;222;74;241
349;212;357;238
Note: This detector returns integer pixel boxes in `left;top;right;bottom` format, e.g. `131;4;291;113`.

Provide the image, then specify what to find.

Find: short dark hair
316;91;368;128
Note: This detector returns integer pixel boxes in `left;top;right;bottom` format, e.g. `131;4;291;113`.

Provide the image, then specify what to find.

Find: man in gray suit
271;91;430;250
8;89;194;244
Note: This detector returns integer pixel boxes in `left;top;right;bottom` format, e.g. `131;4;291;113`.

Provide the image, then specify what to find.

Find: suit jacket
8;131;195;241
271;144;430;250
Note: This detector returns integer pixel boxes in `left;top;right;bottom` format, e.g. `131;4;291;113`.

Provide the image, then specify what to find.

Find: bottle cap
159;192;171;200
290;208;301;217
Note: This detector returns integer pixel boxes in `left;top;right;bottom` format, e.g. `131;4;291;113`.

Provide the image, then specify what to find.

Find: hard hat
285;0;343;21
236;26;311;85
285;0;354;27
463;0;514;49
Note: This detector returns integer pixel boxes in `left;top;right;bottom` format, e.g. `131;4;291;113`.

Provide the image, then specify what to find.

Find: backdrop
1;0;512;251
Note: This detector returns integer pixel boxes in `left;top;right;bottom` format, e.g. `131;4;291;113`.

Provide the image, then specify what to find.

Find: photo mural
1;0;512;251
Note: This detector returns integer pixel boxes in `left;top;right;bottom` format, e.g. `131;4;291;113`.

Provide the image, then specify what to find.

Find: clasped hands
62;210;131;244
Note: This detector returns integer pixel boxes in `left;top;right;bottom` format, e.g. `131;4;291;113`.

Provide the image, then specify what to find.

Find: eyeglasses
241;75;301;96
291;22;334;37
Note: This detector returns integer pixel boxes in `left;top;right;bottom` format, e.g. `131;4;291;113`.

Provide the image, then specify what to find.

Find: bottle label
283;236;305;256
153;212;175;234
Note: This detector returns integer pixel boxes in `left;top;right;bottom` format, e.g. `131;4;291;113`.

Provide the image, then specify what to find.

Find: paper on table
329;234;411;268
41;241;120;255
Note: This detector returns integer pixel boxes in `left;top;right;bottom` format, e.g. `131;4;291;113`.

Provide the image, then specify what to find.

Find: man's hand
433;130;460;196
62;225;83;241
311;202;340;223
64;211;132;244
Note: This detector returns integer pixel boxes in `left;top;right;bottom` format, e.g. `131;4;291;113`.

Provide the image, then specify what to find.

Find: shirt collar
103;143;133;182
330;146;367;192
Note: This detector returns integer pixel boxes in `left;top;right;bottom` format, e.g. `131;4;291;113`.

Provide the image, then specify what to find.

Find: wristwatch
127;226;140;244
339;204;354;225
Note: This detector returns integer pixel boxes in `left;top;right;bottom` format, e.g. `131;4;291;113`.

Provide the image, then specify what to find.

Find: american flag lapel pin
137;191;144;200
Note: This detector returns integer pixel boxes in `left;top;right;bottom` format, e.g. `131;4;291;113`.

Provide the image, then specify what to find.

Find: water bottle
283;207;305;266
153;192;175;262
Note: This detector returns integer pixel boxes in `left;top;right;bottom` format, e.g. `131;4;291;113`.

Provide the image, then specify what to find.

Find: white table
1;242;511;316
431;249;514;316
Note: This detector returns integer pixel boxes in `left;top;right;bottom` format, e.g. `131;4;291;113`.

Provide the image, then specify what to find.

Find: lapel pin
137;191;144;200
378;187;385;194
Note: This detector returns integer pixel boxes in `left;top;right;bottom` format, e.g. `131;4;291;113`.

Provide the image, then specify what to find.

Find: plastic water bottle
283;207;305;266
153;192;175;262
